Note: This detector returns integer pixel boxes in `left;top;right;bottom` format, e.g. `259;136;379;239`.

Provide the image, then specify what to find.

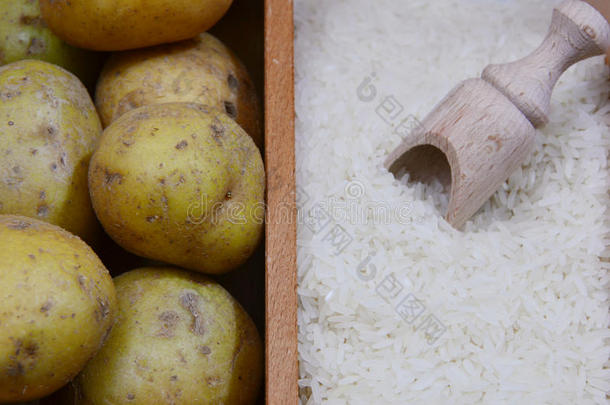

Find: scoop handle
482;0;610;127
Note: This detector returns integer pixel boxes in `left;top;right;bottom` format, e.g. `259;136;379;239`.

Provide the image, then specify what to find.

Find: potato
0;60;102;243
39;0;233;51
0;215;117;403
96;33;262;148
72;267;263;405
88;103;265;274
0;0;103;88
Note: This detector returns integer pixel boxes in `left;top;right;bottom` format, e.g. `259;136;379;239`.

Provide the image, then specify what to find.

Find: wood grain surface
386;0;610;229
264;0;298;404
483;0;610;127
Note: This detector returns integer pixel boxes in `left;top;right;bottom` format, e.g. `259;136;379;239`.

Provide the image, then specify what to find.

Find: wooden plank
264;0;298;404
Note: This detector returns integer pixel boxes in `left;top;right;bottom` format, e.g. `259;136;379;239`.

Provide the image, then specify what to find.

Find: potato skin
0;215;117;403
39;0;233;51
73;267;263;405
0;0;103;88
88;103;265;274
96;33;262;148
0;60;102;243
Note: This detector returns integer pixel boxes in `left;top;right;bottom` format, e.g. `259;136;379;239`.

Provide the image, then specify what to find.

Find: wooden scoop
385;0;610;228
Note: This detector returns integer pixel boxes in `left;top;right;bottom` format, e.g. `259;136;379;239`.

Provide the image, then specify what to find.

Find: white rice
295;0;610;403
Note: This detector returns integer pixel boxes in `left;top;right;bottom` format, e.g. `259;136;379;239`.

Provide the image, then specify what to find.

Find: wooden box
211;1;298;404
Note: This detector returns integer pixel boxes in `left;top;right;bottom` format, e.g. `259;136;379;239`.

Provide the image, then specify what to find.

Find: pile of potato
0;1;264;404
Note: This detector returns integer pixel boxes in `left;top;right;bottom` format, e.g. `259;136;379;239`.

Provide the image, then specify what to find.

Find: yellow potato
0;215;117;403
0;0;104;88
39;0;233;51
0;60;102;243
88;103;265;274
96;33;262;148
73;267;263;405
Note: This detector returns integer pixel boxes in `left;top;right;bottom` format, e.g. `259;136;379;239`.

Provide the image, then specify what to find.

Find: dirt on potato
95;33;262;148
72;267;263;405
0;215;117;403
0;60;102;243
88;103;265;274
